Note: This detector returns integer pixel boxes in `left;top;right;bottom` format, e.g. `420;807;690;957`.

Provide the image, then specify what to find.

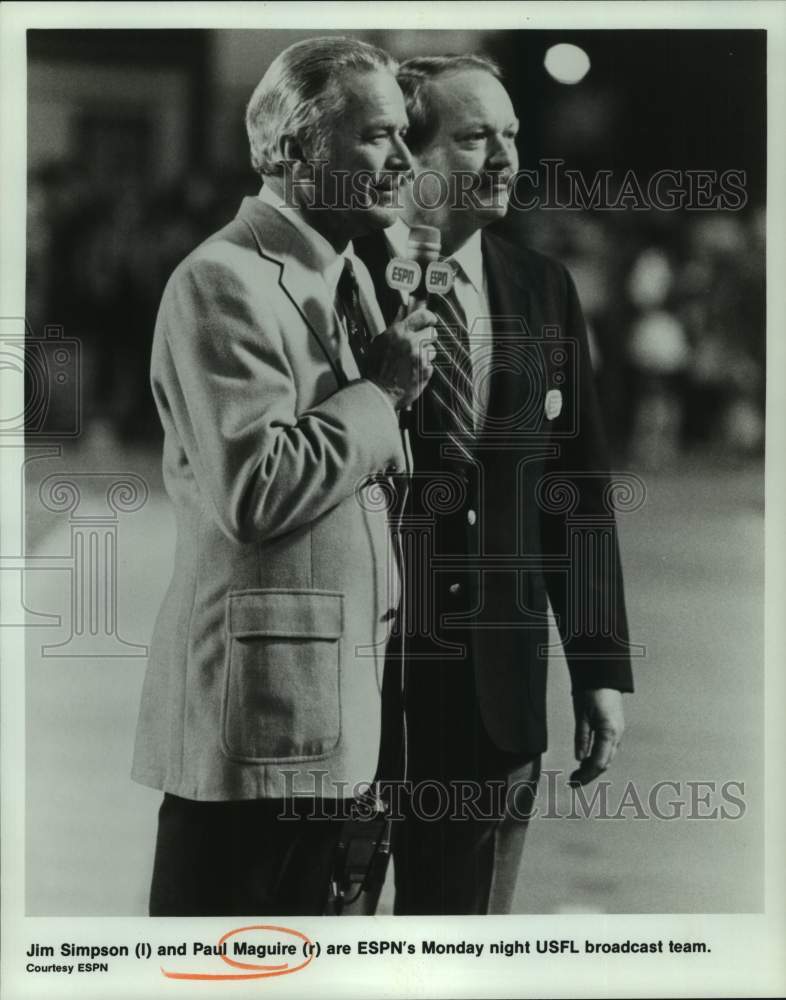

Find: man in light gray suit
131;37;436;915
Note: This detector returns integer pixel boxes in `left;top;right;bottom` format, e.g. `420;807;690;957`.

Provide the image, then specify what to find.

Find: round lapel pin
545;388;563;420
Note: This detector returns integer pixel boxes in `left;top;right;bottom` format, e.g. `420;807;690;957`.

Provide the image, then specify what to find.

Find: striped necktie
425;263;476;464
336;258;373;374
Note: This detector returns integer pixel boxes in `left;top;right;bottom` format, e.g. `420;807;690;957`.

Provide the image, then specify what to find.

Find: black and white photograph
1;3;784;998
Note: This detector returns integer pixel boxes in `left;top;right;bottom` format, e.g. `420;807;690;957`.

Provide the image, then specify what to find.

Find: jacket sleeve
153;253;405;544
540;264;635;694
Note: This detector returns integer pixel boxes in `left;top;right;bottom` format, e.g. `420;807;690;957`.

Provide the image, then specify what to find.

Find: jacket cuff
568;661;635;694
329;378;406;476
361;378;400;422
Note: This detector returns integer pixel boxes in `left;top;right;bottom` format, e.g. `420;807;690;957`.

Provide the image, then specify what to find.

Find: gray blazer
132;196;405;801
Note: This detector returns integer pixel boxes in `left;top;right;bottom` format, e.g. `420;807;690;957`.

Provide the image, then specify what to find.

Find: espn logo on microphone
385;258;422;293
384;258;457;298
424;261;455;295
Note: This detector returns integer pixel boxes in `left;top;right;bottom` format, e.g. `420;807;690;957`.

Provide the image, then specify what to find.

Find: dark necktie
336;258;373;375
424;265;476;464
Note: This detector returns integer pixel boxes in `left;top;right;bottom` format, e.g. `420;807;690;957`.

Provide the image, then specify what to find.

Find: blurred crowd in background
25;29;766;468
522;205;765;465
27;163;765;466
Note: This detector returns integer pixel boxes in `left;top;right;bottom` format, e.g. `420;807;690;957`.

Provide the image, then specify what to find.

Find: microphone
384;224;455;309
380;227;438;451
383;224;455;441
406;225;441;306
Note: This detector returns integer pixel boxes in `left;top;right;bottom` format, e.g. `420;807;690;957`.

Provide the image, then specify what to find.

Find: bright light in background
544;43;591;84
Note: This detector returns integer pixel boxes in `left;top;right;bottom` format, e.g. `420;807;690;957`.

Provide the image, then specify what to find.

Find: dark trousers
383;647;541;915
148;796;346;916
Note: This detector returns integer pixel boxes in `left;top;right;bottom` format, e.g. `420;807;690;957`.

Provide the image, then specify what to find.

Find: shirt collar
383;218;484;293
258;183;353;297
383;217;411;259
448;230;484;294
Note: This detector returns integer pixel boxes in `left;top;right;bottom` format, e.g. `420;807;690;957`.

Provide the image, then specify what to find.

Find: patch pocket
220;589;343;763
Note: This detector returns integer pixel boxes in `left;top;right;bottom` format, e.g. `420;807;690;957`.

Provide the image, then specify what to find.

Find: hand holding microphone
366;304;437;411
366;225;457;411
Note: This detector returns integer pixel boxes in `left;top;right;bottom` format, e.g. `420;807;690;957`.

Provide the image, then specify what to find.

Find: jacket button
467;509;477;526
448;583;462;596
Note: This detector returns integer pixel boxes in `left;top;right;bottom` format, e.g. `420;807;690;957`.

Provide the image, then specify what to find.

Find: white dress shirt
384;218;492;429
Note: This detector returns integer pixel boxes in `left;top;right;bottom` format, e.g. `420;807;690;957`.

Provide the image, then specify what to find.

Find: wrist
365;378;403;414
368;379;403;411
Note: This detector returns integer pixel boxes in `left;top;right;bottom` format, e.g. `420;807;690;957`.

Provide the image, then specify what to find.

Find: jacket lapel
480;231;543;439
235;196;356;382
482;230;536;335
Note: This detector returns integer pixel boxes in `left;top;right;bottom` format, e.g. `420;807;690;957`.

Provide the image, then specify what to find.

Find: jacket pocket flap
227;590;343;640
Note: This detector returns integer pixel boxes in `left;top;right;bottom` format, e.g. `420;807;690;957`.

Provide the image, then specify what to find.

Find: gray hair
397;54;503;154
246;36;397;177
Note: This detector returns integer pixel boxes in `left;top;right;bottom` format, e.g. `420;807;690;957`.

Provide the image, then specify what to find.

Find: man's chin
351;204;403;235
478;185;511;215
473;202;510;228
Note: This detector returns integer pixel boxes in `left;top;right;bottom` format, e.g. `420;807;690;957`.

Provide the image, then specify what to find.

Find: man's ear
280;134;306;165
279;135;320;192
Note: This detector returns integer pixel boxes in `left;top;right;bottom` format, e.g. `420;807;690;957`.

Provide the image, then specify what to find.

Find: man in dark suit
132;37;438;916
354;54;634;915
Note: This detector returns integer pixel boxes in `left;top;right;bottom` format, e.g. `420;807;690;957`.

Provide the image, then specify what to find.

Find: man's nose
487;134;516;171
388;133;413;173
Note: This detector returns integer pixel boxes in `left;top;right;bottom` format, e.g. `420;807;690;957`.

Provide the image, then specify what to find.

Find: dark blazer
354;228;634;757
